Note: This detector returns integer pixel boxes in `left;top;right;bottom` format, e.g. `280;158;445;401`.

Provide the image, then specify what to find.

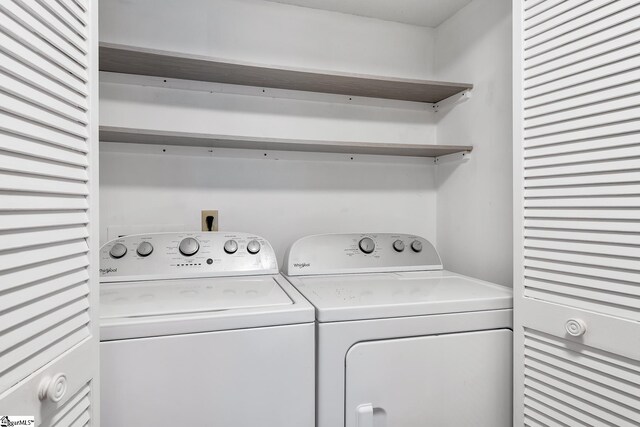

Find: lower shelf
99;127;472;158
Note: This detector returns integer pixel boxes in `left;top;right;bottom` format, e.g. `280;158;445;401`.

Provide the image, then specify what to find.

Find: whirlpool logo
293;262;310;268
99;267;117;275
1;416;35;427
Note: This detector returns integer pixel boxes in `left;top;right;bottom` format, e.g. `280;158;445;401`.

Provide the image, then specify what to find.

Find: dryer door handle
356;403;386;426
356;403;373;427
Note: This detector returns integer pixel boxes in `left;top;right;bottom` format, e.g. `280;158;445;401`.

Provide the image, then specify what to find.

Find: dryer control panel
283;233;442;276
100;232;278;282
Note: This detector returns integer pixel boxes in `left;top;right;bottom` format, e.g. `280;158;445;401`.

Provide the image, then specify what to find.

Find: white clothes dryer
282;233;513;427
99;232;314;427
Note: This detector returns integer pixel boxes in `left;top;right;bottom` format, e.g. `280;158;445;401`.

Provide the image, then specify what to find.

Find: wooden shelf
99;43;473;104
100;127;473;158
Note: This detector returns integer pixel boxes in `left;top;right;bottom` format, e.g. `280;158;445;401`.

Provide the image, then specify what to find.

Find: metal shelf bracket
432;90;472;113
433;150;471;164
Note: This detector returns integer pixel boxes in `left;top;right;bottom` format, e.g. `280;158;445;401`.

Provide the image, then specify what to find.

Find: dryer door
345;329;512;427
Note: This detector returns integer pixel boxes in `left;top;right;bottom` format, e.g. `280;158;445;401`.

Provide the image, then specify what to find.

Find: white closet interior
98;0;514;287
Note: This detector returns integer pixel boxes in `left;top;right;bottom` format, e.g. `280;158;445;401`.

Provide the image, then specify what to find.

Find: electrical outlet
201;210;219;232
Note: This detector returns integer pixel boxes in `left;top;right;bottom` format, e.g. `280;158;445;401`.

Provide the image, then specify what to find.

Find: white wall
99;0;435;79
98;0;441;263
434;0;513;286
100;72;437;147
100;147;437;265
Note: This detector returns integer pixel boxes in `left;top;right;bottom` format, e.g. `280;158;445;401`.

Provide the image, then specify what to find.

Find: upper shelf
100;126;473;159
99;43;473;104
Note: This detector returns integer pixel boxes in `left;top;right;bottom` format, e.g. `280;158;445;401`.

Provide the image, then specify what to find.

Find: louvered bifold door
0;0;99;425
514;1;640;426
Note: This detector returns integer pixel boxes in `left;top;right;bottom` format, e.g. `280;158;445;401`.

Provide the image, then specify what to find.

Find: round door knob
359;237;375;254
109;243;127;259
38;373;67;402
247;240;261;254
393;240;405;252
565;318;587;337
411;240;423;252
224;239;238;254
179;237;200;256
136;241;153;257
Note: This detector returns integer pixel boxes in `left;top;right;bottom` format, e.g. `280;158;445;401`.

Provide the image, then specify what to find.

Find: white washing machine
282;233;513;427
99;232;315;427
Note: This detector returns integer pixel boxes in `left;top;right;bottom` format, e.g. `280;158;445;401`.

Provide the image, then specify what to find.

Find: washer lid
99;274;314;341
101;275;292;319
292;270;513;322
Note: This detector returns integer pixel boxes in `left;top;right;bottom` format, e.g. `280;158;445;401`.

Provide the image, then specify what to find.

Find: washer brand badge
100;267;117;275
293;262;310;269
1;416;35;427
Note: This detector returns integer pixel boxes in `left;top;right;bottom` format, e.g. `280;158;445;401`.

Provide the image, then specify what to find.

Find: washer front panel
283;233;442;276
100;232;278;282
101;323;315;427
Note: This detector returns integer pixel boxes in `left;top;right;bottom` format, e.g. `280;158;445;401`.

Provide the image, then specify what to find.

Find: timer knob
109;243;127;259
359;237;375;254
411;240;423;252
224;239;238;254
136;241;153;257
179;237;200;256
247;240;261;254
393;240;405;252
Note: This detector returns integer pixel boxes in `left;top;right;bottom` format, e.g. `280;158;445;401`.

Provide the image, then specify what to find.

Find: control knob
137;241;153;257
247;240;261;254
109;243;127;259
179;237;200;256
224;239;238;254
411;240;423;252
393;240;405;252
359;237;375;254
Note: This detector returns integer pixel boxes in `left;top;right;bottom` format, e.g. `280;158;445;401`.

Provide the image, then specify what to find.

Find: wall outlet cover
201;210;219;231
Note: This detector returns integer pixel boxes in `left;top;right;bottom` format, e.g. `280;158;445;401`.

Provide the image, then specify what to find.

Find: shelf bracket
432;90;472;113
433;150;471;165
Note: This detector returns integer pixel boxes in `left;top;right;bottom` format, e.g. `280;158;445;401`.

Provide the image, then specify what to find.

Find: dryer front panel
345;329;512;427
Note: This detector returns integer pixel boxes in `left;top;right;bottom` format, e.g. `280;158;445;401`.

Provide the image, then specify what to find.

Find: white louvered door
0;0;99;425
514;1;640;425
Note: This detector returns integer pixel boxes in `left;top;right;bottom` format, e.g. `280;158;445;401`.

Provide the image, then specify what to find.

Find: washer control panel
100;232;277;282
283;233;442;276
